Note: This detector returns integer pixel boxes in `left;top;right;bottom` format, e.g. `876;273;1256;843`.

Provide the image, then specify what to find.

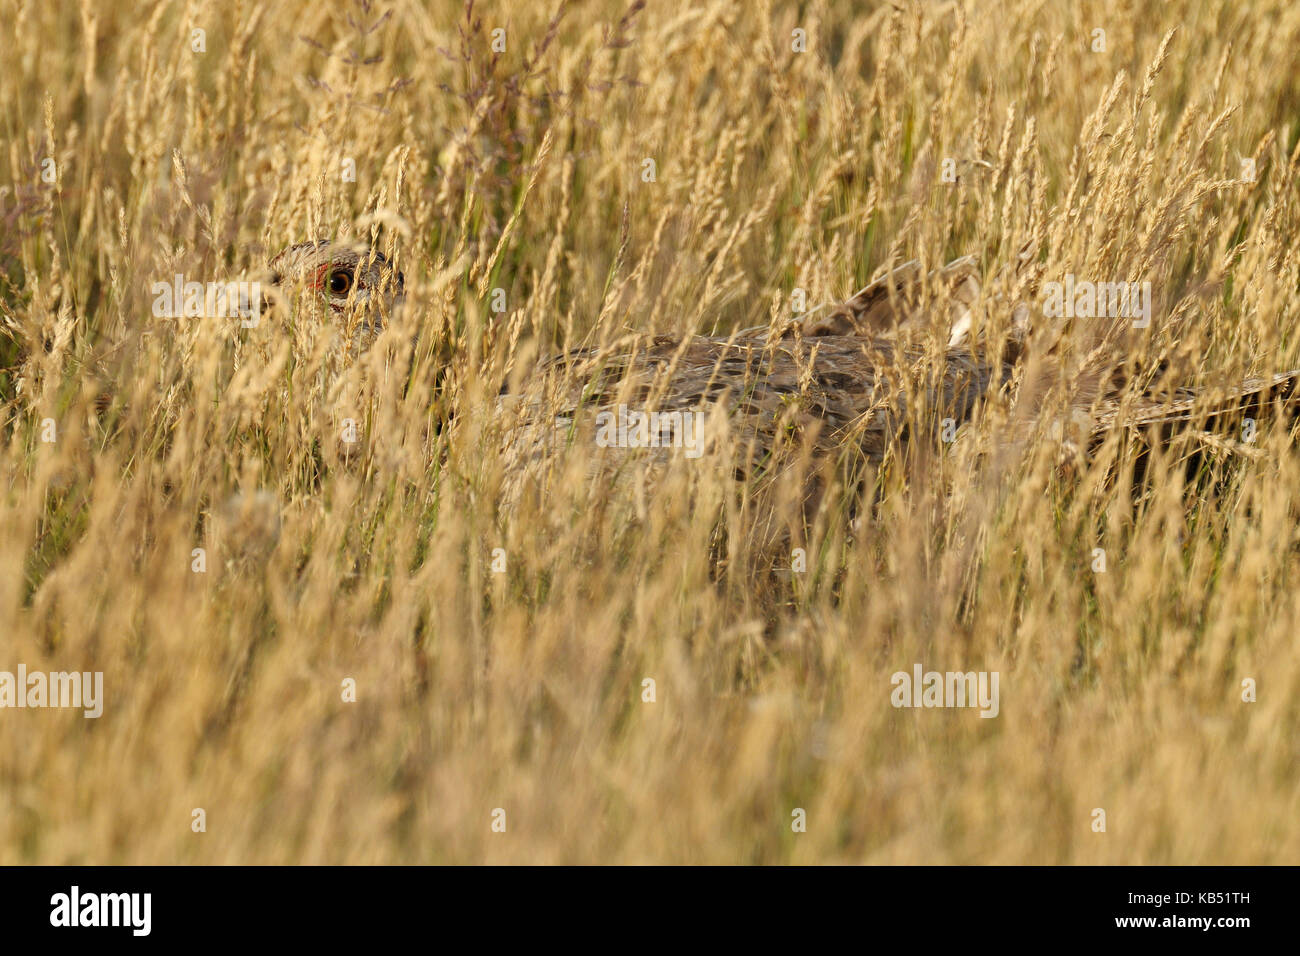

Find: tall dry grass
1;0;1299;863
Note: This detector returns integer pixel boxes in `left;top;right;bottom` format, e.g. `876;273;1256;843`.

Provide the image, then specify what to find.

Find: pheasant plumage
267;242;1299;517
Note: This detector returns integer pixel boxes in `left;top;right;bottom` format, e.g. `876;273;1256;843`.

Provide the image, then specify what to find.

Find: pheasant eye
328;270;354;296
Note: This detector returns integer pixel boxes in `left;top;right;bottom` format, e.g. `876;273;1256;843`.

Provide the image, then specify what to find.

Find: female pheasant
266;240;1298;518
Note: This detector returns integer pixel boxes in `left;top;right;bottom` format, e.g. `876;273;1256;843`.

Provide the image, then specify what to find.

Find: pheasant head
266;240;404;336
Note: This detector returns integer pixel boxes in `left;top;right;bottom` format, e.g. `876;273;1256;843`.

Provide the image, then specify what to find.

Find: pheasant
266;240;1299;518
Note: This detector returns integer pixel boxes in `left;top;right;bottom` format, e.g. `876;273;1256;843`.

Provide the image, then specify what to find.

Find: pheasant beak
253;271;291;324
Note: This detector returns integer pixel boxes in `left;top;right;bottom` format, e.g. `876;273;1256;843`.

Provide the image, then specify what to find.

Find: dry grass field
2;0;1300;864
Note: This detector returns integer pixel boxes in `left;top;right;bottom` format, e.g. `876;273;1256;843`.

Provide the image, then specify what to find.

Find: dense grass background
1;0;1299;863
